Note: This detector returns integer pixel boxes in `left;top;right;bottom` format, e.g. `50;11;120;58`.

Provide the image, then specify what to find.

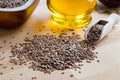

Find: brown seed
61;72;65;74
0;57;5;60
72;32;76;35
31;77;37;80
78;71;81;73
20;30;23;32
3;66;7;69
68;29;74;31
70;74;74;77
11;67;14;70
46;33;49;35
39;29;41;31
9;42;12;44
2;51;5;54
78;64;83;66
97;60;100;62
11;36;15;39
27;32;29;35
0;72;3;75
95;52;98;54
3;40;6;43
20;73;22;76
86;61;91;63
0;64;3;66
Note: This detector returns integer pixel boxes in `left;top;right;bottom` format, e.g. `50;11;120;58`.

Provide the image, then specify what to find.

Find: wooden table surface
0;0;120;80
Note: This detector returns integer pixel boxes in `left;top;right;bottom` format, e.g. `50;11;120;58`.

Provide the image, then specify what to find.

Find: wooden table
0;0;120;80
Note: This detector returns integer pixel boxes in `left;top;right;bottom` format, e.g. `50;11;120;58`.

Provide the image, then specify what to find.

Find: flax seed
9;34;98;74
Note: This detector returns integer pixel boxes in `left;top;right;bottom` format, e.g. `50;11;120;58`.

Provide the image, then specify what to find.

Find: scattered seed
51;29;53;31
82;29;85;31
77;66;81;69
39;29;41;31
27;32;29;35
11;67;14;70
61;72;65;74
86;60;91;63
68;29;74;31
72;32;76;35
78;71;81;74
70;74;74;77
78;64;83;66
53;32;55;33
2;51;5;54
9;42;12;44
20;30;23;32
95;52;98;54
97;60;100;62
3;40;6;43
46;33;49;35
0;64;3;66
3;66;7;69
11;36;15;39
0;72;3;75
31;77;37;80
10;45;13;48
20;73;22;76
0;57;5;61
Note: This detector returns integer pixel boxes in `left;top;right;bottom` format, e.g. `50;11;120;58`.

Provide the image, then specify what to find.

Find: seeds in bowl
0;0;28;8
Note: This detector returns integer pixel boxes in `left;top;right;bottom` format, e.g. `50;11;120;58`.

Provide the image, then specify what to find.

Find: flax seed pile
0;0;28;8
9;33;98;74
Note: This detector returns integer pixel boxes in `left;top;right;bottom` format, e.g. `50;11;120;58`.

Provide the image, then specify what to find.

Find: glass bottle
47;0;96;28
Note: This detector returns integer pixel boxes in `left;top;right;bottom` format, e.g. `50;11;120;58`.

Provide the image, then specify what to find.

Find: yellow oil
47;0;96;28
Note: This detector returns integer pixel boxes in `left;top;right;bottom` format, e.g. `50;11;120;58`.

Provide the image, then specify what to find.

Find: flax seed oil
47;0;96;28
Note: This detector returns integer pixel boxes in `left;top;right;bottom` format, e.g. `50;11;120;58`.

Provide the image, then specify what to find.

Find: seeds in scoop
87;20;108;42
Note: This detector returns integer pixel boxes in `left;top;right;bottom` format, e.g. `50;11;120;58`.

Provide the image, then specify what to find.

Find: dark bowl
99;0;120;8
0;0;39;29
